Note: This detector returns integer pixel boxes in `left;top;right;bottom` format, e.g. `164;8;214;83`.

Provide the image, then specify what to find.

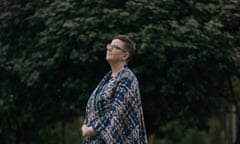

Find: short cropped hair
113;35;136;62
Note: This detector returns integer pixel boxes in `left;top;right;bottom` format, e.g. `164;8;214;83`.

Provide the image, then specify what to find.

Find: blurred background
0;0;240;144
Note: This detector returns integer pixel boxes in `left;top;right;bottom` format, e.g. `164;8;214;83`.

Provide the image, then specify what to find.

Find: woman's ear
122;52;130;61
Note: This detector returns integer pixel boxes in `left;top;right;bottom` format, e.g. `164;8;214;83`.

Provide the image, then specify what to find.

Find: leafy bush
155;120;210;144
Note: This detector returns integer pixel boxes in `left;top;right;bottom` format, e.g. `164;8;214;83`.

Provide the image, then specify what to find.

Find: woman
81;35;148;144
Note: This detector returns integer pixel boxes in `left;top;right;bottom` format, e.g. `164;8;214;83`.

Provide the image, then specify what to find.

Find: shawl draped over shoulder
83;65;148;144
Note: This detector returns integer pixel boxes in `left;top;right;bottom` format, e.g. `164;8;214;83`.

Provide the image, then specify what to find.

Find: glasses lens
106;44;126;52
106;44;110;49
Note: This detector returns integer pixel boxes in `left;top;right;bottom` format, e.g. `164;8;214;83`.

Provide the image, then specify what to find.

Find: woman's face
106;39;127;63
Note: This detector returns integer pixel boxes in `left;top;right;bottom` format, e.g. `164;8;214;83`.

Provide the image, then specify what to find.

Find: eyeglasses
106;44;126;52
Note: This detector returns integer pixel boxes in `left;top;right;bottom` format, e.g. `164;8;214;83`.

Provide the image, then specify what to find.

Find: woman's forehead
111;39;124;45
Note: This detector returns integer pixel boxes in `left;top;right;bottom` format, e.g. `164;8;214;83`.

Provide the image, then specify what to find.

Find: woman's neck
110;62;126;77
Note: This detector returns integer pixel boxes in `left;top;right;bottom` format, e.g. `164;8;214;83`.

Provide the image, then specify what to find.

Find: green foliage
0;0;240;143
209;118;221;144
151;118;224;144
158;120;210;144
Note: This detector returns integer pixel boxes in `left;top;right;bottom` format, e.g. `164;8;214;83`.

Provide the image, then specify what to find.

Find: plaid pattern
83;65;148;144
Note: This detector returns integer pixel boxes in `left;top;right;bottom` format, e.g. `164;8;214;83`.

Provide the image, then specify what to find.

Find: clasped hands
81;124;96;138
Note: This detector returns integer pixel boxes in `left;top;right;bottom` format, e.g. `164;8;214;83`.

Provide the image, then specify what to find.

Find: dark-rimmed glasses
106;44;126;52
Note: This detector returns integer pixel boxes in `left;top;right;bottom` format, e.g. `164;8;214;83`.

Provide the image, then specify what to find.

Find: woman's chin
106;56;112;61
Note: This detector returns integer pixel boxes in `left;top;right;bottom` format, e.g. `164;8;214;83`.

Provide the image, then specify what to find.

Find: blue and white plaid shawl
83;65;148;144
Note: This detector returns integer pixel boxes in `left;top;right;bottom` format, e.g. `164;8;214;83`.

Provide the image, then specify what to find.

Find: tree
0;0;240;143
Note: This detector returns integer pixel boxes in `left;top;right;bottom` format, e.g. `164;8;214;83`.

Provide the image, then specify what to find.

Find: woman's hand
81;125;96;138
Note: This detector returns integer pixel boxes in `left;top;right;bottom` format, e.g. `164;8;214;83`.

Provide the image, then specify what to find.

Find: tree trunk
228;76;240;144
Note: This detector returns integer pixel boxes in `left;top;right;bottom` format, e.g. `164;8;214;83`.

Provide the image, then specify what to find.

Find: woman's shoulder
120;68;138;83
